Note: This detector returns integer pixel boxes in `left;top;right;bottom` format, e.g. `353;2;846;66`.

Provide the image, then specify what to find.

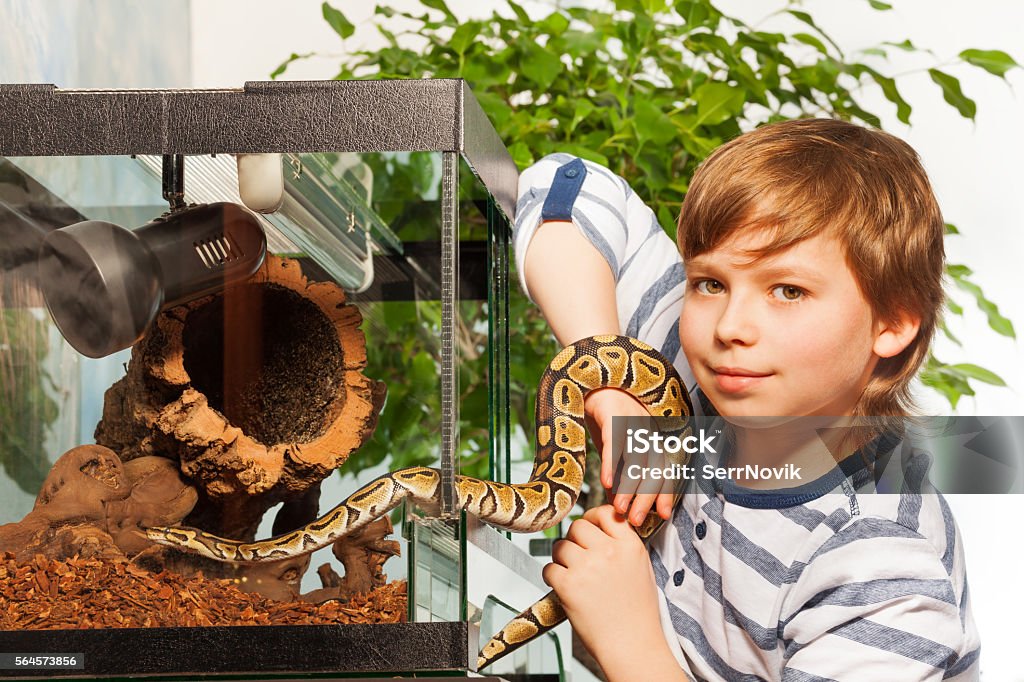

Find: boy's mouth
709;366;773;394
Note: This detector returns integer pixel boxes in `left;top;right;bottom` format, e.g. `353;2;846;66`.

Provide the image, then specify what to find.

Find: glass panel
487;182;513;487
0;149;488;666
404;153;506;624
0;157;107;522
408;515;464;623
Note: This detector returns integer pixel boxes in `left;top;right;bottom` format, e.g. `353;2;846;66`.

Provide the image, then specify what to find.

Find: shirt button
695;521;707;540
673;569;685;586
564;167;579;178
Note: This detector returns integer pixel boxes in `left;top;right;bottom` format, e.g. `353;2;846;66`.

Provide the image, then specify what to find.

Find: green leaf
506;0;530;23
921;355;973;408
792;32;828;55
835;99;881;128
959;49;1020;79
507;141;534;168
628;12;656;49
559;28;604;58
421;0;457;22
946;263;972;278
949;363;1007;387
635;99;677;145
270;52;313;79
519;43;563;90
928;69;977;120
787;10;842;57
867;70;912;124
561;144;609;166
680;131;719;157
641;0;671;13
474;90;513;127
939;320;962;346
449;22;477;56
539;10;571;36
692;81;745;127
322;2;355;39
944;222;960;235
953;278;1016;338
867;0;893;9
656;204;677;234
883;39;917;52
675;0;710;26
569;99;596;134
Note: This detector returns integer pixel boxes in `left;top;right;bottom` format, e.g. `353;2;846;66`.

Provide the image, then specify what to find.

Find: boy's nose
714;297;759;347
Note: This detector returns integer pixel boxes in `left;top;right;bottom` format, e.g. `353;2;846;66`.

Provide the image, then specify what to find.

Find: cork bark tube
95;255;386;543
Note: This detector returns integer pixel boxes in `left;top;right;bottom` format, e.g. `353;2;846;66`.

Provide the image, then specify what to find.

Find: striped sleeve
513;153;691;379
779;517;979;681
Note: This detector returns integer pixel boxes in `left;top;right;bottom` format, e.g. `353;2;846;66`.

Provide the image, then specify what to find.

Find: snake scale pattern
145;334;692;670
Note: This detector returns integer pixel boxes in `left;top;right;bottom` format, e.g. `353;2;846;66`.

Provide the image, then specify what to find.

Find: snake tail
477;508;672;671
477;590;566;670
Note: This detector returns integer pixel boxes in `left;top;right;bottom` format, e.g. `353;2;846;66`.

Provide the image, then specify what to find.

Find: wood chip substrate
0;553;406;629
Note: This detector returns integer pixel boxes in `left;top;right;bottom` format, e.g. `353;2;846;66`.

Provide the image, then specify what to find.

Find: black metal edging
0;81;459;156
0;621;471;679
0;80;517;219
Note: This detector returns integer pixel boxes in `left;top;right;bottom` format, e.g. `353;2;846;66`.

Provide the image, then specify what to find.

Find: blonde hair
677;118;945;418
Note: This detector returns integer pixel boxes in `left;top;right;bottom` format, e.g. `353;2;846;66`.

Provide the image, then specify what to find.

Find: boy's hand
584;388;677;526
542;505;665;673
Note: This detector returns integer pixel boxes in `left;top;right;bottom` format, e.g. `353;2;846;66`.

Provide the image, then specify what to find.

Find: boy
515;119;979;681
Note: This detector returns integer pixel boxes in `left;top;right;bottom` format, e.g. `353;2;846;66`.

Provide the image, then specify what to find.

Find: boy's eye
694;279;725;295
771;285;804;301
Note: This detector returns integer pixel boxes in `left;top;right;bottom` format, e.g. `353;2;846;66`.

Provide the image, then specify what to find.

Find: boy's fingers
656;492;676;520
658;473;678;500
564;518;605;549
614;443;644;508
551;537;586;568
542;561;567;589
581;503;619;524
627;493;657;526
582;504;635;539
615;472;641;510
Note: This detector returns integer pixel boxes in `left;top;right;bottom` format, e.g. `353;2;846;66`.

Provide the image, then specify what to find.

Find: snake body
145;334;692;670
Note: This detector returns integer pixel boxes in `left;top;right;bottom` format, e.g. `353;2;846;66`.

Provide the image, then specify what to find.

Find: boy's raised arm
523;220;620;345
514;155;692;525
514;153;687;355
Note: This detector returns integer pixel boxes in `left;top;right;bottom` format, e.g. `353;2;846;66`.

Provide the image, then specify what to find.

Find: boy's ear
873;311;921;359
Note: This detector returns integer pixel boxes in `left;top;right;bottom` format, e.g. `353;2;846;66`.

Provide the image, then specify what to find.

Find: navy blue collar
700;421;901;507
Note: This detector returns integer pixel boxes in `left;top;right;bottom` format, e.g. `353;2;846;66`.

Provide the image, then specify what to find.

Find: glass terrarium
0;80;564;680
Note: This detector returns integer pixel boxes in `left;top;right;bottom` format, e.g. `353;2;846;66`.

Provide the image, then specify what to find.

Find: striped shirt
514;154;980;681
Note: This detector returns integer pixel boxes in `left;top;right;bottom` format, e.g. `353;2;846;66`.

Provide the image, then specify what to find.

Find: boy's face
679;230;882;419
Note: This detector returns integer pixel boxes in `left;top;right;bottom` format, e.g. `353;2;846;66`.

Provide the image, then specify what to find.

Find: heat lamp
37;155;267;358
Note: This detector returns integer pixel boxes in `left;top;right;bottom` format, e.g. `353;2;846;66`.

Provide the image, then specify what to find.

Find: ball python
144;334;692;670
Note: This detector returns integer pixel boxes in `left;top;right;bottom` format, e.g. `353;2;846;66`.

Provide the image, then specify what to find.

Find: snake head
144;526;182;545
